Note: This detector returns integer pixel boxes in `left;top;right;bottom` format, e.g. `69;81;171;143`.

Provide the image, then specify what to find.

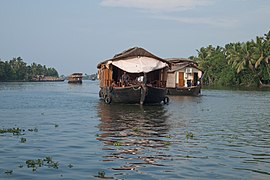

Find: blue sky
1;0;270;75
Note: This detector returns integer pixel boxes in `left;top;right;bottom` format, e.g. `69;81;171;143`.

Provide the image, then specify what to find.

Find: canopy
110;56;168;73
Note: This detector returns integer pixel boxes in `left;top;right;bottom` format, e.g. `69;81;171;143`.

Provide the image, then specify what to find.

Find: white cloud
155;15;238;28
100;0;238;28
100;0;213;12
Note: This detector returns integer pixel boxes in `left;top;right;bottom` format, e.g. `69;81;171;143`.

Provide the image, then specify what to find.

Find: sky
1;0;270;75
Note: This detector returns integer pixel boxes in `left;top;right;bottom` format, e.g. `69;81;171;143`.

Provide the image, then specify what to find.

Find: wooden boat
166;58;203;96
68;73;83;84
259;80;270;88
31;75;65;82
97;47;170;105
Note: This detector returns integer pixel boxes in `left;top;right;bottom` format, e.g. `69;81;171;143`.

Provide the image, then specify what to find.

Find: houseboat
68;73;83;84
166;58;203;96
31;75;65;82
97;47;170;104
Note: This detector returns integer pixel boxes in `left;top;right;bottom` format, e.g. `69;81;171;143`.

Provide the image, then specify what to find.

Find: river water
0;81;269;179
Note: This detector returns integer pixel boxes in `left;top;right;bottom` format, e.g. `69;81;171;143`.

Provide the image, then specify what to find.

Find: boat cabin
68;73;83;84
166;58;203;96
98;47;169;89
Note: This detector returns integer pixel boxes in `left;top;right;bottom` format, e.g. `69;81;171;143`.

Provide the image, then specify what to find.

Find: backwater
0;81;269;179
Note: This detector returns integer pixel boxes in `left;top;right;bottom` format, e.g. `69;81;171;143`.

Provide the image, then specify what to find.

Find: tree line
0;57;59;81
193;31;270;87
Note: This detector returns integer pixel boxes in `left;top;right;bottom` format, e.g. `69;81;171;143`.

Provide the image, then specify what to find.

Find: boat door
194;73;198;86
178;72;184;87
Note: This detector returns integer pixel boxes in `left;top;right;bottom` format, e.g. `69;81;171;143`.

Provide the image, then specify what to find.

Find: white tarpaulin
110;56;168;73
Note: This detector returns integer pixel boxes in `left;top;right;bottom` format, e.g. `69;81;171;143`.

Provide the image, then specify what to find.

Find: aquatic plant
97;171;105;178
0;128;22;135
1;127;38;136
4;170;13;175
25;157;59;171
186;131;194;139
164;141;171;145
165;135;172;138
50;162;59;169
113;141;122;146
67;164;73;168
26;159;43;171
20;137;27;143
132;127;140;133
28;128;38;132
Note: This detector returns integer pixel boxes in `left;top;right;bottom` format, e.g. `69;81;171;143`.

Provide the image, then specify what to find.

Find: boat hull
99;85;167;104
167;86;201;96
68;80;82;84
144;86;167;104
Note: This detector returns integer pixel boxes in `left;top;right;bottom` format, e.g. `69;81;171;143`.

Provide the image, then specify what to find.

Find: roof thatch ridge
112;47;163;61
97;47;169;68
165;58;196;63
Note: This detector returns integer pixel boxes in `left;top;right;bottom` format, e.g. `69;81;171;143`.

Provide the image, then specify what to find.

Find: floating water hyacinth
28;128;38;132
186;131;194;139
20;137;27;143
0;128;22;135
4;170;13;175
97;171;105;178
67;164;73;168
25;157;59;171
113;141;122;146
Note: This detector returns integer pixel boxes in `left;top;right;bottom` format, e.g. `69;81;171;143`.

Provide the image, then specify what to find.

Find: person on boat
111;80;117;87
121;71;130;86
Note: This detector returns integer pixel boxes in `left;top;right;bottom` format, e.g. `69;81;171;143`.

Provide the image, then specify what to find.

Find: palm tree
196;45;227;85
253;35;270;84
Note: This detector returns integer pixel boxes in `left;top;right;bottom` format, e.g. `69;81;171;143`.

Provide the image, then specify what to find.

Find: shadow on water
96;101;172;171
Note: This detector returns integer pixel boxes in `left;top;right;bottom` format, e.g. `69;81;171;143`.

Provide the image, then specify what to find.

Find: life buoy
163;96;169;104
99;90;103;98
104;96;112;104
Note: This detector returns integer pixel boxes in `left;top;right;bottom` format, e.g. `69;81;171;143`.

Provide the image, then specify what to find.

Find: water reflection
96;102;171;171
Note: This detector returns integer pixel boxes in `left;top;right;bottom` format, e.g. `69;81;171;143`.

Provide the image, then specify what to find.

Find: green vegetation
20;137;27;143
165;135;172;139
28;128;38;132
132;127;140;133
0;57;59;81
4;170;13;175
186;131;194;139
113;141;122;146
193;31;270;87
26;157;59;171
0;128;23;135
67;164;73;168
97;171;105;178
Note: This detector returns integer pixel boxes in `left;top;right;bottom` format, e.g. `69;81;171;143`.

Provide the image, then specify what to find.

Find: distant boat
166;58;203;96
68;73;83;84
259;80;270;88
31;75;65;82
97;47;170;105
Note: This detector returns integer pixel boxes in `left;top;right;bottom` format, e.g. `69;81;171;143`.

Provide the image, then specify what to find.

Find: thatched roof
165;58;198;65
168;63;191;73
70;72;83;75
97;47;169;69
166;58;202;73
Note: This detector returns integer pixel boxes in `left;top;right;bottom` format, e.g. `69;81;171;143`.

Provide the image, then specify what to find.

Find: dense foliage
193;31;270;87
0;57;59;81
